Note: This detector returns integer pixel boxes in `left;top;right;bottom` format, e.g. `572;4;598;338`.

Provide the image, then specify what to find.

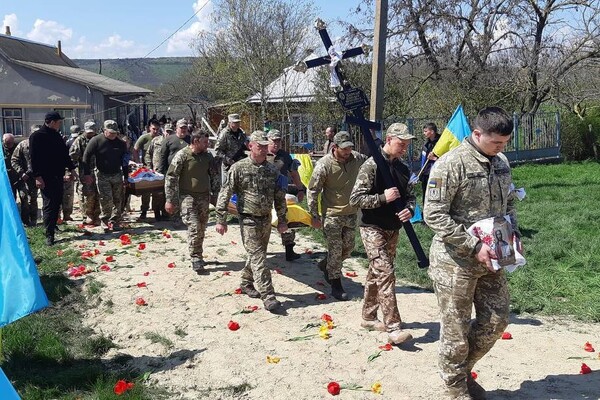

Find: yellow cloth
291;153;314;188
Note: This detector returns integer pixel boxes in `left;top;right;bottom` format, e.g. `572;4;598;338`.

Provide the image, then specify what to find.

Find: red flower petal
501;332;513;340
126;382;135;390
98;241;106;246
247;305;259;312
222;271;231;276
471;371;478;380
345;271;358;277
99;264;111;272
138;243;146;250
114;380;127;395
234;288;242;294
137;282;147;288
94;249;100;255
143;271;150;276
167;262;176;268
321;314;333;322
580;363;592;374
135;297;147;306
378;343;393;351
231;240;237;245
106;255;115;262
316;294;327;300
327;381;341;396
228;320;240;331
584;342;595;352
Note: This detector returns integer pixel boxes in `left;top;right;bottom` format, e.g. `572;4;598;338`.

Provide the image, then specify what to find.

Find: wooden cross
296;19;429;268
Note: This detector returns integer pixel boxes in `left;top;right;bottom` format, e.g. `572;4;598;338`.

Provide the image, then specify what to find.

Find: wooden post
369;0;388;122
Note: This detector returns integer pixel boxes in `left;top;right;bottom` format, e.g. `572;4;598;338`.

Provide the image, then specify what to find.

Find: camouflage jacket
214;127;247;170
423;139;519;260
2;143;18;183
147;135;165;171
164;147;221;204
307;151;367;218
11;139;32;177
349;147;416;229
215;156;287;225
69;134;95;173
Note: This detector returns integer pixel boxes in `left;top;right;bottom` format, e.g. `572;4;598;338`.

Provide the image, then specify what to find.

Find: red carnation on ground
379;343;393;351
135;297;147;306
583;342;595;352
113;379;134;395
99;265;111;272
501;332;513;340
105;255;115;262
222;271;231;276
321;314;333;322
138;243;146;250
580;363;592;374
98;240;105;246
327;381;341;396
234;288;242;294
167;262;176;268
119;234;131;245
228;320;240;331
471;371;478;380
143;271;150;276
316;293;327;300
345;271;358;277
136;282;147;288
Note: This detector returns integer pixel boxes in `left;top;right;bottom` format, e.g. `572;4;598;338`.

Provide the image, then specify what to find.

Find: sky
0;1;363;59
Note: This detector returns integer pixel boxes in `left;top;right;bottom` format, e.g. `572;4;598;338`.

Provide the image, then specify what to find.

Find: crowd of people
1;106;520;399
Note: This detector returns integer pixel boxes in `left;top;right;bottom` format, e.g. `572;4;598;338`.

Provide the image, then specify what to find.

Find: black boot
285;244;301;261
330;278;349;301
317;258;331;284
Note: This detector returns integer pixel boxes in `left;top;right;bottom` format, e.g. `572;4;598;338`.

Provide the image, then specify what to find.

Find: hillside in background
74;57;195;89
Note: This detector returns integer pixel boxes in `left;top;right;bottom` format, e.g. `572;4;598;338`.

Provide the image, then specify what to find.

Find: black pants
40;175;63;238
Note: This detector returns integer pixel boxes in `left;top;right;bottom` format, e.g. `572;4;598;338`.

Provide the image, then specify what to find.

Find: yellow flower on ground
371;382;382;394
266;355;281;364
326;320;335;329
319;325;331;339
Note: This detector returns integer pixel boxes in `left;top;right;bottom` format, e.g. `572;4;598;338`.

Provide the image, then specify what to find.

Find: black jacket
29;125;75;178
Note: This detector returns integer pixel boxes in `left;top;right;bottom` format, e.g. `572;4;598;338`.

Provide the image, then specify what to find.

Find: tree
192;0;317;120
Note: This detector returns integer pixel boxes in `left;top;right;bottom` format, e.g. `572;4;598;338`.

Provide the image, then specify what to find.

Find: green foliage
144;332;174;349
560;107;600;161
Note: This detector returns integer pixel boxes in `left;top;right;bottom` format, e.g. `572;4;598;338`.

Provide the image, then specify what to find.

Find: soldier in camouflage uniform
349;123;416;345
70;121;100;224
82;120;128;232
214;113;247;181
2;133;18;198
165;130;220;274
60;125;81;221
307;131;367;300
146;123;173;220
424;107;520;400
266;129;306;261
215;131;288;312
11;125;41;225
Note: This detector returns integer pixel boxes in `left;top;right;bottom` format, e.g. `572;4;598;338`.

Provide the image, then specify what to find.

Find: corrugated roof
0;34;78;67
247;65;333;103
13;60;153;95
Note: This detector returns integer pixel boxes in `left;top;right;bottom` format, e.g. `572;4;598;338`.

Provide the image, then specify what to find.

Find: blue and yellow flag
432;105;471;157
0;147;49;328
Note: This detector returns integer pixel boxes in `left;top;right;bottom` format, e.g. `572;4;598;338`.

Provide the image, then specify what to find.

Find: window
2;108;24;136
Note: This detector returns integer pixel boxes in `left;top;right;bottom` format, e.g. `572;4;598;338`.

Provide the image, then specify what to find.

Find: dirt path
66;204;599;399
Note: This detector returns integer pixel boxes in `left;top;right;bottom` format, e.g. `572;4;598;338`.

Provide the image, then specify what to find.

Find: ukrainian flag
0;146;49;328
432;105;471;157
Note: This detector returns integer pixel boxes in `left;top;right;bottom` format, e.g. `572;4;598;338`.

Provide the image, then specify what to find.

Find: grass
301;161;600;322
1;225;169;399
144;332;174;349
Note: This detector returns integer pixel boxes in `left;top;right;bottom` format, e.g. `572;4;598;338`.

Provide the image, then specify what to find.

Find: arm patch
427;178;442;201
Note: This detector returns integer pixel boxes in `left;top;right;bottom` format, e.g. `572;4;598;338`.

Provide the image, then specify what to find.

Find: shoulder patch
427;178;442;201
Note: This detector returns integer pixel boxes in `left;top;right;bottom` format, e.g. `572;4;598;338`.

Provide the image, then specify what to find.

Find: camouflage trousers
16;179;38;225
429;241;510;387
62;180;74;219
95;171;124;224
79;180;100;221
360;226;402;332
280;230;296;246
323;214;357;279
239;214;275;300
180;194;210;262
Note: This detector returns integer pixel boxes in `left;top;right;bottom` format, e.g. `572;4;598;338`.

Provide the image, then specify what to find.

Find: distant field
302;161;600;322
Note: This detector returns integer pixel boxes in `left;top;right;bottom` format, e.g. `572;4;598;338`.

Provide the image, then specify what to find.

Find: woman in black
419;122;440;204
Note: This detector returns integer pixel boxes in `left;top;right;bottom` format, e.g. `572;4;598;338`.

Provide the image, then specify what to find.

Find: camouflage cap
103;120;119;134
249;130;269;145
267;129;282;140
84;121;97;133
386;123;415;140
176;118;188;128
164;123;174;132
333;131;354;148
228;113;241;123
69;125;81;136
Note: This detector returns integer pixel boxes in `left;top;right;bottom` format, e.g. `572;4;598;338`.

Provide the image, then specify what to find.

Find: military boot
445;378;473;400
387;329;413;345
360;319;386;332
263;297;281;312
192;260;209;275
466;374;486;400
240;284;261;298
330;278;349;301
285;244;301;261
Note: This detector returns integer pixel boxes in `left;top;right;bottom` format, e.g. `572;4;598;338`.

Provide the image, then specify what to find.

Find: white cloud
166;1;213;55
26;19;72;45
66;34;147;59
2;13;20;36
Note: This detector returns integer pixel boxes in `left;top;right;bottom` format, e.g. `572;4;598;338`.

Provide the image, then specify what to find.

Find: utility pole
369;0;388;122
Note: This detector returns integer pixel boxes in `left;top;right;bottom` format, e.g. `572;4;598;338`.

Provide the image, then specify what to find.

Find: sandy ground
58;198;600;400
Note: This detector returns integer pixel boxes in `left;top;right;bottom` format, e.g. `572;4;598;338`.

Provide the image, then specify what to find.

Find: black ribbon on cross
295;19;429;268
